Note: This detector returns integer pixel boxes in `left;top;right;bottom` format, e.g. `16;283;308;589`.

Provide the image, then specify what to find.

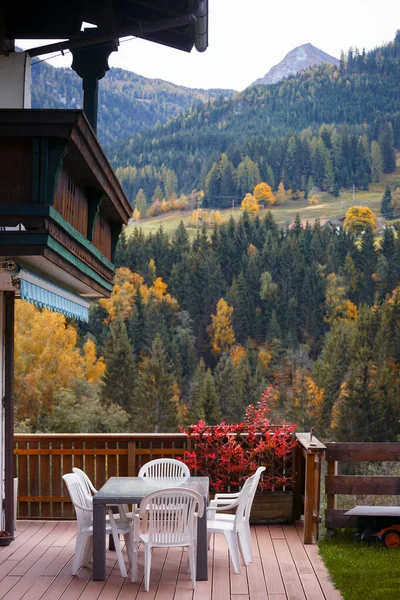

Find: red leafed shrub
179;386;297;492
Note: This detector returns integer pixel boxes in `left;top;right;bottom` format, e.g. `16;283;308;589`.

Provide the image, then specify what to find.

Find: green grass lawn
319;531;400;600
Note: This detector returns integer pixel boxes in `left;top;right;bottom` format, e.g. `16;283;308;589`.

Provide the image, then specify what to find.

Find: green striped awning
18;269;89;322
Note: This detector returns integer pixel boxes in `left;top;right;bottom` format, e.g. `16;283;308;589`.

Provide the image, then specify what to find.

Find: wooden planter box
250;492;293;524
211;491;293;524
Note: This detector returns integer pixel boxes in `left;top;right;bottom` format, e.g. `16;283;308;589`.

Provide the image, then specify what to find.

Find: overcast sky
18;0;400;91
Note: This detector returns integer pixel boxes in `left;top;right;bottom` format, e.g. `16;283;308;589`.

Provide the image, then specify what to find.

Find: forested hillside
30;59;233;146
111;33;400;207
14;212;400;442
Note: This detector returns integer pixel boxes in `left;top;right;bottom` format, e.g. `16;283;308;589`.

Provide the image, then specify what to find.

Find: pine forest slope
109;33;400;207
30;59;234;146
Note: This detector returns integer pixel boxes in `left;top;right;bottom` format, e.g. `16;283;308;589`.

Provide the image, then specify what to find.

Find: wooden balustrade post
295;433;326;545
303;452;315;544
127;441;136;477
313;452;323;541
326;459;338;536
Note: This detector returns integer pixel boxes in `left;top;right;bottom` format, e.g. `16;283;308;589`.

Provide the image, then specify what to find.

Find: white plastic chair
132;487;204;591
208;466;266;565
138;459;190;483
63;473;137;578
72;467;135;522
207;471;261;574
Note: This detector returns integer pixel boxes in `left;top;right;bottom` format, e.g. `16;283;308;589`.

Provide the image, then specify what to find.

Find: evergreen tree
186;359;221;424
102;318;136;413
133;335;179;432
380;185;394;220
378;123;397;173
135;188;147;218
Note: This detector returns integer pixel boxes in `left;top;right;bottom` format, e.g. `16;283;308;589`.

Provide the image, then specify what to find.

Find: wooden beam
325;475;400;495
325;442;400;462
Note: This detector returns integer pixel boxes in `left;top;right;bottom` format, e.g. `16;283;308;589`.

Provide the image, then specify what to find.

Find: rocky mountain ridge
251;43;339;86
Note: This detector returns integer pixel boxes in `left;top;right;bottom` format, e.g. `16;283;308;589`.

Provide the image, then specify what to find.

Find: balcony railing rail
325;441;400;532
14;433;189;519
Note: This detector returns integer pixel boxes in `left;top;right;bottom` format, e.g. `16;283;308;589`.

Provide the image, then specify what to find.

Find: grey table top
344;505;400;517
93;476;209;505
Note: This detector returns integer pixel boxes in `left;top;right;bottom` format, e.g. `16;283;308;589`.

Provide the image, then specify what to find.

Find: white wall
0;52;31;109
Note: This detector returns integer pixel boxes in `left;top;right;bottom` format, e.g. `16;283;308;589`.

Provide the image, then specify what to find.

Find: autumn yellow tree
100;267;178;322
309;194;321;206
253;182;275;206
344;206;376;234
240;193;259;215
324;273;358;324
275;181;288;205
208;298;235;355
14;302;95;423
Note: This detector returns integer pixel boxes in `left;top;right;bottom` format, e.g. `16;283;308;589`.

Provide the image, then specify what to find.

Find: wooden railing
325;442;400;532
14;432;324;544
14;433;189;519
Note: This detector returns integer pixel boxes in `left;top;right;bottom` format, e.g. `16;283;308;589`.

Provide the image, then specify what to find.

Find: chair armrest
207;498;239;511
72;502;93;513
214;492;240;500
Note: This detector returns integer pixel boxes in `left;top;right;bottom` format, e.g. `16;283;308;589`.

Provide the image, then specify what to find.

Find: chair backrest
72;467;98;495
63;473;93;530
233;475;256;531
245;466;266;520
139;487;204;546
138;459;190;481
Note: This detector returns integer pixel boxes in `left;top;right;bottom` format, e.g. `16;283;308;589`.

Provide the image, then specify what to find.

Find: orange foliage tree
208;298;235;355
14;302;104;423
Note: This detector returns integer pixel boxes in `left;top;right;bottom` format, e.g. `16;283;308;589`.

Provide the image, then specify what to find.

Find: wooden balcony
1;520;342;600
0;109;132;297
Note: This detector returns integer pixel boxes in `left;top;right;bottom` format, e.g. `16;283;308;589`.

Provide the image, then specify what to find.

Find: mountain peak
250;43;339;87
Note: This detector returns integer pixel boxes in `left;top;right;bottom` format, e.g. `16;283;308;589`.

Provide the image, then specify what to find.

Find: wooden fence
14;433;189;519
325;442;400;531
14;431;324;544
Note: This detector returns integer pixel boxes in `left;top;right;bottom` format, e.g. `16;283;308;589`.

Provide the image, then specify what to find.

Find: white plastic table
93;476;209;581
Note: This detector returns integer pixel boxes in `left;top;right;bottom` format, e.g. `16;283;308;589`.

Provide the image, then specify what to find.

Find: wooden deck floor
0;521;343;600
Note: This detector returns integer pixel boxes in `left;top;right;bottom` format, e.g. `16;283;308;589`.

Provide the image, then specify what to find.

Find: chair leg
113;532;128;577
72;532;89;575
82;537;93;567
129;532;138;583
224;530;241;574
144;544;152;592
238;524;253;565
188;545;196;590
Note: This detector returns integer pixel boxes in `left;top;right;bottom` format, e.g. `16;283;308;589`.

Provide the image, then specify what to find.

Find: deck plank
20;576;55;600
268;526;285;540
255;525;285;597
0;522;345;600
245;528;268;600
282;526;314;576
193;531;213;600
10;522;70;576
135;547;168;599
0;523;47;563
272;539;306;600
2;546;61;600
211;534;230;600
0;578;21;600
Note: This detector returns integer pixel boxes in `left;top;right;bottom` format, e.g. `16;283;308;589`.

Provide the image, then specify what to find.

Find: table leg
93;502;106;580
196;497;208;581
